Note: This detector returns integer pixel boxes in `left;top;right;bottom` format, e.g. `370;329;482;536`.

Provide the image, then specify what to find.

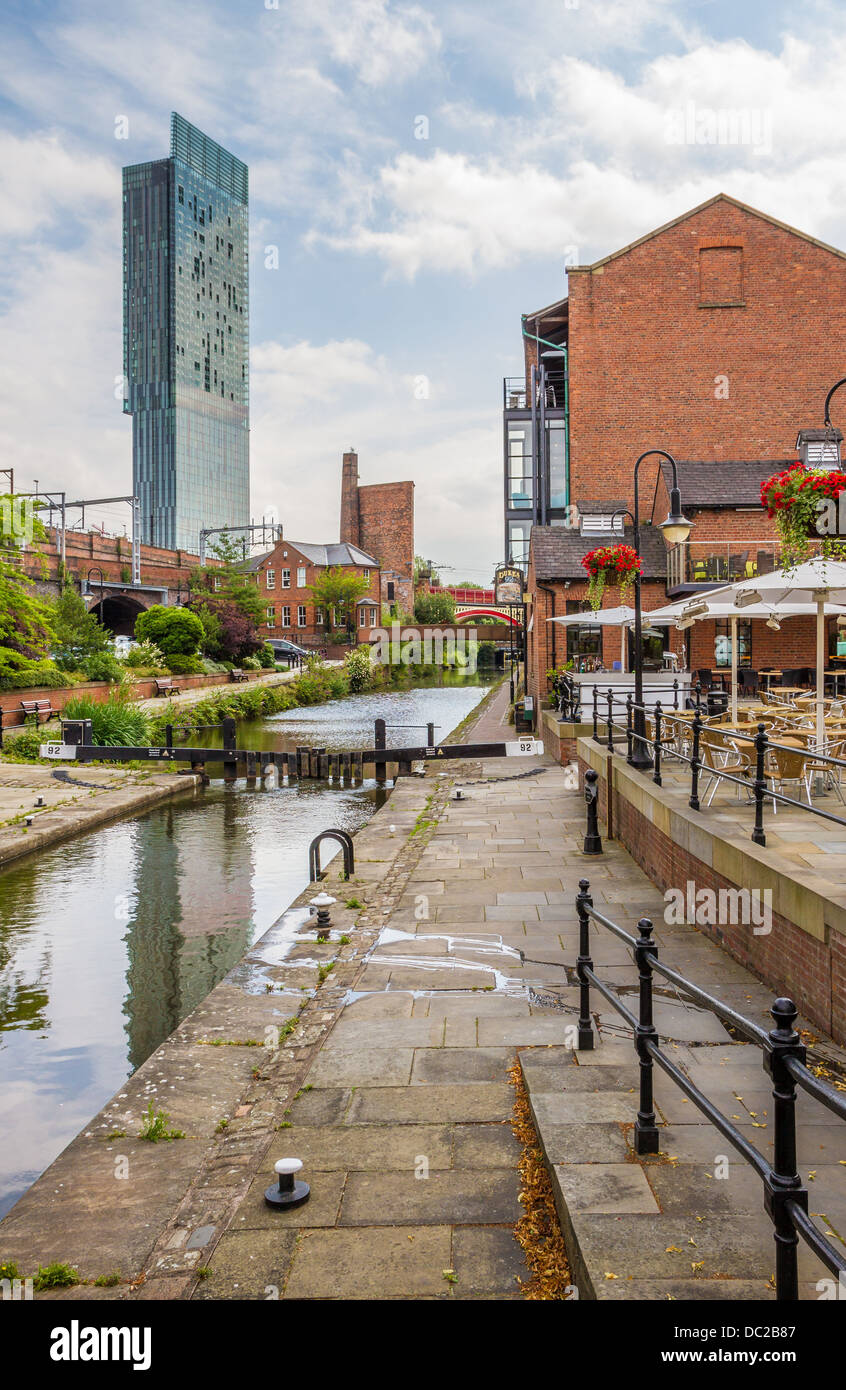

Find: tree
307;566;370;637
0;496;54;658
135;605;204;656
413;590;455;623
194;599;262;662
50;582;111;666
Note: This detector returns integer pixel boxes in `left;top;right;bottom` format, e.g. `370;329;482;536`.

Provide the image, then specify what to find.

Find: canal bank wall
0;740;456;1294
0;764;201;869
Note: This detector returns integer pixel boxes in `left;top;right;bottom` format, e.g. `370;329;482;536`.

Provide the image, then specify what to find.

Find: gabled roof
530;523;667;581
237;540;380;572
659;459;787;509
560;193;846;277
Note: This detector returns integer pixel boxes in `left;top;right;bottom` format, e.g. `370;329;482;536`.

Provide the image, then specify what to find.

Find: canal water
0;679;491;1218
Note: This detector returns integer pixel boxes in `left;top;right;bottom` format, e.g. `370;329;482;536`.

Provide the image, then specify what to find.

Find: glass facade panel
507;423;533;509
123;113;249;552
547;419;567;509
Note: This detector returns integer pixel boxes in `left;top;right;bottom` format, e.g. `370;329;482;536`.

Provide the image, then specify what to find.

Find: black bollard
583;767;603;855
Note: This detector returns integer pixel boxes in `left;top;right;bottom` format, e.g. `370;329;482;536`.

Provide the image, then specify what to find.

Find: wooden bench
20;698;54;726
230;668;249;682
154;677;182;697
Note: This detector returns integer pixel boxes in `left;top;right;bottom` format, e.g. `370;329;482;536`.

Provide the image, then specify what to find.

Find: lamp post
612;451;692;771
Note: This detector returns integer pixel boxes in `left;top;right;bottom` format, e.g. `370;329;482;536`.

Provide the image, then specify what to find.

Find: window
386;581;395;601
359;607;367;627
369;607;378;627
507;521;531;571
715;619;751;668
266;568;275;589
362;569;370;585
565;602;602;664
281;605;290;628
315;608;324;626
297;605;307;627
266;606;275;628
281;568;290;588
297;566;306;587
507;423;533;509
213;575;222;591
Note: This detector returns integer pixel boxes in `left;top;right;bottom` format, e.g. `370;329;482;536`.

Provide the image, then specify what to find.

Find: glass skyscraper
123;112;249;552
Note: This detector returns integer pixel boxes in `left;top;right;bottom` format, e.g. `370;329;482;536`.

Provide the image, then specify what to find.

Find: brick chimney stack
340;448;360;545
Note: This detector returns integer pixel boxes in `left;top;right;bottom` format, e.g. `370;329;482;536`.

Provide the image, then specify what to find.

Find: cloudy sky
2;0;845;580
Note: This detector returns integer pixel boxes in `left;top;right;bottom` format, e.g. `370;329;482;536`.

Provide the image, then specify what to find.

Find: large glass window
507;424;533;509
547;419;567;509
507;521;531;569
714;620;751;668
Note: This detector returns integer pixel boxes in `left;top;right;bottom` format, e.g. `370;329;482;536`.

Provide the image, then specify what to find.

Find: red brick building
517;194;846;700
242;539;381;645
340;450;414;615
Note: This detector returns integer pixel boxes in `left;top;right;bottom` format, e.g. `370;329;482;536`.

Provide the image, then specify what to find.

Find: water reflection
0;680;490;1216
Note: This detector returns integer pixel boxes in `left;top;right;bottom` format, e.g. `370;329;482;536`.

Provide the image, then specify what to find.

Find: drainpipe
537;582;557;678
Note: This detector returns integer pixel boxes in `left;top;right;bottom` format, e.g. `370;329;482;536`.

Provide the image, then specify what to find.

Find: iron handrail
575;880;846;1298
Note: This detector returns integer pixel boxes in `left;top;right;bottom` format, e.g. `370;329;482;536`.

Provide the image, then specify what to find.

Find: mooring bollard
311;891;336;939
583;767;603;855
265;1157;310;1210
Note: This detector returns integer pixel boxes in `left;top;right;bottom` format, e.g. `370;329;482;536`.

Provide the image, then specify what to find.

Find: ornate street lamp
612;451;692;770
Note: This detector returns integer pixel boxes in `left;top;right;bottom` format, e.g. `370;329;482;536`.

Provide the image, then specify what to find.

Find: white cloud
303;0;442;86
0;131;116;238
250;336;500;573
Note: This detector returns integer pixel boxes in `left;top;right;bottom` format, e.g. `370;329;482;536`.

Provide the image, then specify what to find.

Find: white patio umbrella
648;594;846;725
689;558;846;743
548;604;675;672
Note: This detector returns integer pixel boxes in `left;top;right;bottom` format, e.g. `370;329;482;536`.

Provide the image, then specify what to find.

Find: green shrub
1;729;44;761
135;605;203;656
344;645;372;693
83;652;125;683
62;690;149;746
242;656;261;671
256;644;275;669
33;1262;79;1292
0;647;68;691
123;639;165;670
165;654;205;675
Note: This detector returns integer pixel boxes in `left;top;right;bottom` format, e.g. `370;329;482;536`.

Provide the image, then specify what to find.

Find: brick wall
357;480;415;614
565;198;846;503
577;750;846;1044
251;540;381;642
23;529;207;595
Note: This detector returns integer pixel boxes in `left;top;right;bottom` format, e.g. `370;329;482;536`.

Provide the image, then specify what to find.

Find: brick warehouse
514;193;846;701
339;449;414;616
240;538;381;644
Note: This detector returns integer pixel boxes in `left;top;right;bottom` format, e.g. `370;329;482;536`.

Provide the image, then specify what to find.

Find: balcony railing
666;537;827;592
504;377;528;410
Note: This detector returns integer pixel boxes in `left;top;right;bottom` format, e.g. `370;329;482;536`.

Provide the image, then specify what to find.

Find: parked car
267;638;310;661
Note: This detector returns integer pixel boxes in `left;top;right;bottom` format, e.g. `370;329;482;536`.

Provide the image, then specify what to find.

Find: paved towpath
189;681;845;1300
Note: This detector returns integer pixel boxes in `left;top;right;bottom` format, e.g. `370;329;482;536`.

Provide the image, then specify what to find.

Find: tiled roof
238;540;380;572
659;459;789;508
530;524;667;580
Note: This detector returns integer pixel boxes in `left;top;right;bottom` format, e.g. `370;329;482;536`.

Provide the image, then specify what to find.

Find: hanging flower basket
581;543;642;611
761;462;846;563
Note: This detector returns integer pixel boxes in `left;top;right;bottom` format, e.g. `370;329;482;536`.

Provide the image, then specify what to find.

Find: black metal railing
593;690;846;847
575;880;846;1300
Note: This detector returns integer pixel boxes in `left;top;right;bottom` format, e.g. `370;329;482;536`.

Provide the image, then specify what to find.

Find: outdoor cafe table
759;670;783;690
826;670;846;696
